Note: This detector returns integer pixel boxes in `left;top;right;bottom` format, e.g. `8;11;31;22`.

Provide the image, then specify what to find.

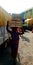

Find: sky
0;0;33;14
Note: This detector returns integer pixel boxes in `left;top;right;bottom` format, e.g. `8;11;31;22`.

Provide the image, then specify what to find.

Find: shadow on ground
22;36;30;42
0;46;21;65
25;30;29;33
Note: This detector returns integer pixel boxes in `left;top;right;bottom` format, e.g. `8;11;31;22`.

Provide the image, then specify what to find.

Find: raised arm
6;21;12;34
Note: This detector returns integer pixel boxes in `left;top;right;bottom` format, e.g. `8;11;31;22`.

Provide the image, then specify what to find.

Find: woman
6;21;19;65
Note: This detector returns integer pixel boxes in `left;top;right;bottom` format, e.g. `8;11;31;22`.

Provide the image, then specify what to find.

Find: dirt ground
18;30;33;65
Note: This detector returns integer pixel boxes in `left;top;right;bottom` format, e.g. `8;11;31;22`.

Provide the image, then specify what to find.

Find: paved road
18;31;33;65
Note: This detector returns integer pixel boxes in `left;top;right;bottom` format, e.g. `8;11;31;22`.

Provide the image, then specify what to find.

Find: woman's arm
6;21;12;34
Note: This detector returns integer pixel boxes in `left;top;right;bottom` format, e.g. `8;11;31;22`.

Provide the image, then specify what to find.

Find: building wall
24;8;33;19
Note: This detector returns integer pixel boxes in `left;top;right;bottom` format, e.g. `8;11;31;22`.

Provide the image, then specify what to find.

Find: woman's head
12;27;17;32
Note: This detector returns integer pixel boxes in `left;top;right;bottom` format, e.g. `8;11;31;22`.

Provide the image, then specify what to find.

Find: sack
9;20;22;27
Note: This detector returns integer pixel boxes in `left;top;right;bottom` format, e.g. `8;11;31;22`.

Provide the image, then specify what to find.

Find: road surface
18;30;33;65
0;30;33;65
